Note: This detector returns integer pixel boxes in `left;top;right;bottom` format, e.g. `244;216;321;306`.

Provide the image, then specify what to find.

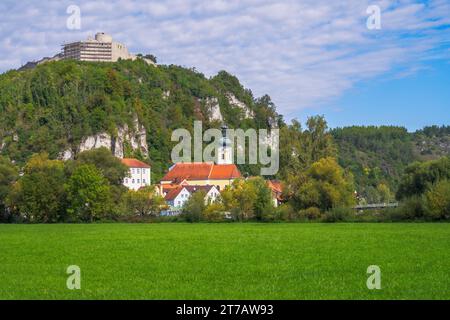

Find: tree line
0;148;164;223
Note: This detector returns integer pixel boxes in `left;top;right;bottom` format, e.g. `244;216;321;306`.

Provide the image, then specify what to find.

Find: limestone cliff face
59;118;148;160
226;93;254;119
205;97;223;122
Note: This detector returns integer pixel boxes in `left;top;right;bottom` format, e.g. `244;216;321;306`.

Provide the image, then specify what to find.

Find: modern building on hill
19;32;156;71
62;32;155;65
121;158;151;190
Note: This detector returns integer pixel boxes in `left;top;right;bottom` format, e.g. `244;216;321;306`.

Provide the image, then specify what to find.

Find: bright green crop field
0;223;448;300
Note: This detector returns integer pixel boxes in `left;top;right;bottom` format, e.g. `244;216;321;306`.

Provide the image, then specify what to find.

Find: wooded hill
0;59;280;180
332;125;450;202
0;59;448;201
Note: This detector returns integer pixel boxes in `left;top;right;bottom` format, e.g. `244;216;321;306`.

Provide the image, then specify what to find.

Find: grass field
0;223;449;300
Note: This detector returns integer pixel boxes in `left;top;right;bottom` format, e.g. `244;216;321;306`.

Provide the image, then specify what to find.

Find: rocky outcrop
78;133;114;154
226;93;254;119
205;97;223;122
59;118;149;160
114;119;149;158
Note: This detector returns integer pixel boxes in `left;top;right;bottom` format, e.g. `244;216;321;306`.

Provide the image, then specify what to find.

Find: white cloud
0;0;449;118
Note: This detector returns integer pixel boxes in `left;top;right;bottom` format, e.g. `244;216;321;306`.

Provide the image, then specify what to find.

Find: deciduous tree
0;157;18;221
7;153;66;222
287;157;356;212
65;164;112;222
123;186;165;217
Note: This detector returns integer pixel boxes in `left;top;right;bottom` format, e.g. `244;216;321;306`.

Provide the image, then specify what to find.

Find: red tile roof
210;164;242;180
121;158;151;168
164;186;185;201
267;180;283;201
161;163;241;182
267;180;282;194
184;185;215;194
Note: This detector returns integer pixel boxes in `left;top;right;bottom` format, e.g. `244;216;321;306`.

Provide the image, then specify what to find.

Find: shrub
378;197;427;222
298;207;322;221
322;207;354;222
377;207;401;222
398;196;427;220
181;190;207;222
122;186;165;217
203;202;226;222
274;203;296;221
425;180;450;220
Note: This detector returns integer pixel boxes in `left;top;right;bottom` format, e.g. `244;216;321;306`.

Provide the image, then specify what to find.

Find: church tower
217;125;233;165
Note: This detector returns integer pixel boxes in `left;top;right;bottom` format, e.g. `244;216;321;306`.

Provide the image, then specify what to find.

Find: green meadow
0;223;448;300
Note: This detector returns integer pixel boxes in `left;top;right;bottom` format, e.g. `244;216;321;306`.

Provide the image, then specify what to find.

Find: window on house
143;179;146;183
222;154;225;160
137;169;140;174
125;179;128;184
137;179;140;183
132;179;135;183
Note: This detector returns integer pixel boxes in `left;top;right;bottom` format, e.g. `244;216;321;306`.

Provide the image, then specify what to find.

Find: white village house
163;185;221;214
121;158;151;190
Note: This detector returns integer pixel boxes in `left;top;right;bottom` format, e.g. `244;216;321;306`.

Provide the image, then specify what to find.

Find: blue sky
305;59;450;131
0;0;449;131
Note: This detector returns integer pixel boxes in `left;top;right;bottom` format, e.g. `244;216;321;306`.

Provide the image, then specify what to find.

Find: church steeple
217;125;233;165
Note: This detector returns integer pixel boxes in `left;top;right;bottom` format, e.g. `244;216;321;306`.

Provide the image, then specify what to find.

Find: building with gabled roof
121;158;151;190
160;125;241;197
267;180;283;207
164;184;220;211
160;162;241;191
